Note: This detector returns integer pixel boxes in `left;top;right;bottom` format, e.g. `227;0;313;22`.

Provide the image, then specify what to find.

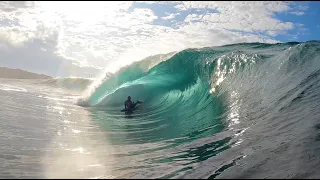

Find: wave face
82;41;320;135
83;41;317;109
78;41;320;178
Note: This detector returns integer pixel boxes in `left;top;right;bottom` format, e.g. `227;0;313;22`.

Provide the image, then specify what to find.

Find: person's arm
132;101;137;108
124;101;127;109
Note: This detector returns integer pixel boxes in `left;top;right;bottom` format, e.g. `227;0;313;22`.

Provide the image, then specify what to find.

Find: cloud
0;1;310;77
287;3;308;16
0;1;101;78
0;32;101;78
289;11;305;16
181;2;294;34
296;4;309;11
161;13;180;20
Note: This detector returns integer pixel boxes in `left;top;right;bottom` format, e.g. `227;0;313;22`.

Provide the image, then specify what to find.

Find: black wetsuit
124;100;137;109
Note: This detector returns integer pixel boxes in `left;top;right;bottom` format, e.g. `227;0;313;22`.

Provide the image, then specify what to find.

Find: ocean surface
1;41;320;178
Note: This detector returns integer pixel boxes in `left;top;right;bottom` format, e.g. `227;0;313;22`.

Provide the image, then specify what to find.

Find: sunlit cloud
0;1;311;77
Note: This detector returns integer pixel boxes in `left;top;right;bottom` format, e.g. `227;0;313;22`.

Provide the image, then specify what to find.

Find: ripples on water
1;78;319;179
1;42;320;179
0;79;239;178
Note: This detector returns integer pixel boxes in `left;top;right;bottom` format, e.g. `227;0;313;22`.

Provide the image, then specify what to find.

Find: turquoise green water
75;41;320;178
2;41;320;179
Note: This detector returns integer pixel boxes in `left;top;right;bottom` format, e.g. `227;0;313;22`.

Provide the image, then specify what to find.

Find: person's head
127;96;131;100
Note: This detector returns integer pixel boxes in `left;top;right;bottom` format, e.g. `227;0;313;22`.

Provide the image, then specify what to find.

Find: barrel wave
75;41;320;178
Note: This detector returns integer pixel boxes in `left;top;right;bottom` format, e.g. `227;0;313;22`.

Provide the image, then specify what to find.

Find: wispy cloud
161;13;180;20
0;1;310;77
290;11;305;16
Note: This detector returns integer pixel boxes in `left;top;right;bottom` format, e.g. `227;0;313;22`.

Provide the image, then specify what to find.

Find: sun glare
37;1;128;25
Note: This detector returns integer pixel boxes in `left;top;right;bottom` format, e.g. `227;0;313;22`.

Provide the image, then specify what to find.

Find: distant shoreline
0;67;52;79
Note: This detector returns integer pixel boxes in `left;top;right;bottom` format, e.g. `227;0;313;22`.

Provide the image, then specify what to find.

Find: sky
0;1;319;78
